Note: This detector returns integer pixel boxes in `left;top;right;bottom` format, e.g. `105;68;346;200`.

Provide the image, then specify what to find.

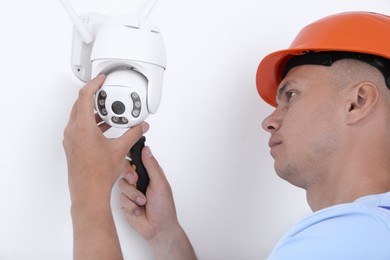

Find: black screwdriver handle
129;136;149;194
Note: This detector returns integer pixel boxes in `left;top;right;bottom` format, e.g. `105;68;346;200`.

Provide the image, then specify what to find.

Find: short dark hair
282;51;390;89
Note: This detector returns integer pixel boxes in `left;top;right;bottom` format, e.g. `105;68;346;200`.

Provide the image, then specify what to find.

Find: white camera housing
61;0;166;128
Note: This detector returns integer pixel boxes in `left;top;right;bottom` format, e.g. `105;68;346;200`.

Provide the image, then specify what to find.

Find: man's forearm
71;202;123;260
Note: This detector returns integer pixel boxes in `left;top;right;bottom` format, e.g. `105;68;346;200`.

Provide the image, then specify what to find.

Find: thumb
117;122;149;155
142;146;171;194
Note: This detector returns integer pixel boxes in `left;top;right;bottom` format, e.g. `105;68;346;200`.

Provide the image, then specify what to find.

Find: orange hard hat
256;11;390;107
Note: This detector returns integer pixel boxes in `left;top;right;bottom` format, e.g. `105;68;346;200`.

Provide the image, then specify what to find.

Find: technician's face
262;65;344;188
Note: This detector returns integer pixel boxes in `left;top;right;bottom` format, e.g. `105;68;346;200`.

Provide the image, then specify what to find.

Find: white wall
0;0;388;259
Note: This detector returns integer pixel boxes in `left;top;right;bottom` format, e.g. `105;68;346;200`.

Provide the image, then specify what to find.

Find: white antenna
59;0;94;44
139;0;158;18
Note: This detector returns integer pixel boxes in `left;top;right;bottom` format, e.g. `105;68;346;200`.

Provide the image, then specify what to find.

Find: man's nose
262;109;282;133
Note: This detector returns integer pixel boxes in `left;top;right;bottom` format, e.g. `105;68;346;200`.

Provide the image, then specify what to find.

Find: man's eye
286;91;297;101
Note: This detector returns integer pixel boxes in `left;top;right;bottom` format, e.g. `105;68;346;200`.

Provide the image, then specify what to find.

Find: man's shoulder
291;192;390;236
268;192;390;259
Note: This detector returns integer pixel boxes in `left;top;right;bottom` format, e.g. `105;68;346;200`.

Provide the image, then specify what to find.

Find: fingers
76;74;106;122
118;178;147;206
119;177;147;221
66;75;106;129
141;146;170;192
121;160;138;184
116;122;149;155
119;159;145;205
120;193;143;218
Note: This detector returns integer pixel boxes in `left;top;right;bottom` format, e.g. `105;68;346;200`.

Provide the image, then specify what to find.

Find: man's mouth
268;140;282;149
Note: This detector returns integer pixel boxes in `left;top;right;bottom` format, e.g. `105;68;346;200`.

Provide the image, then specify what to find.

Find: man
63;11;390;259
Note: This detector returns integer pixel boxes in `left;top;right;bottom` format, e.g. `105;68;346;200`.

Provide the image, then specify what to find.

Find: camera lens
111;101;126;115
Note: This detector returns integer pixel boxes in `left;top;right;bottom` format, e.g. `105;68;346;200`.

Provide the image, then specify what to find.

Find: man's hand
63;74;149;206
119;147;197;260
63;75;149;259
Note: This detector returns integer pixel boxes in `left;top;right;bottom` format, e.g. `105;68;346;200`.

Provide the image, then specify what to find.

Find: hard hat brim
256;48;305;107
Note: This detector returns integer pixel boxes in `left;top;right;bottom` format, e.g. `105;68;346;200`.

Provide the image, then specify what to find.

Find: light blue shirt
268;192;390;260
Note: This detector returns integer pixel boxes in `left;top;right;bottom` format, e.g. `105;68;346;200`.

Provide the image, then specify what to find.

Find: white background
0;0;389;259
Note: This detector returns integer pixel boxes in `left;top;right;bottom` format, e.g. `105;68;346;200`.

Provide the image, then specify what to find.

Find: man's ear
345;81;379;124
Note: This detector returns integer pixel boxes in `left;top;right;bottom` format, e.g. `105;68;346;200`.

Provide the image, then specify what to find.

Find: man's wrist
70;197;123;260
70;197;112;229
69;180;113;208
71;198;111;214
149;223;196;260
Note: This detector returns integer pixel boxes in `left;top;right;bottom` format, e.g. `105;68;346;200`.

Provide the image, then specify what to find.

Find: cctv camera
95;69;149;126
61;0;166;128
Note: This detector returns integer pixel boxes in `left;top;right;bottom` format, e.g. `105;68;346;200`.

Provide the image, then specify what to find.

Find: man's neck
306;168;390;212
